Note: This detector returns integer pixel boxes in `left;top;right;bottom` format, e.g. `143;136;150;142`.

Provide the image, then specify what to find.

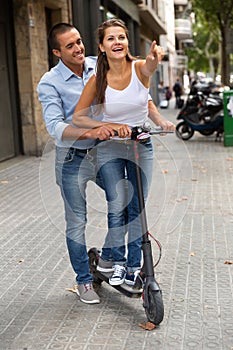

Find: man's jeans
97;139;153;272
55;146;106;285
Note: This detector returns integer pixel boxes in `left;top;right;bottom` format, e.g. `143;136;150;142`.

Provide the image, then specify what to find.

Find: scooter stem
133;141;155;278
134;141;148;235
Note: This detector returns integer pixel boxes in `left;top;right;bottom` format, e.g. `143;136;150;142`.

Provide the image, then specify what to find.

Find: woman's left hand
158;120;175;136
148;41;165;64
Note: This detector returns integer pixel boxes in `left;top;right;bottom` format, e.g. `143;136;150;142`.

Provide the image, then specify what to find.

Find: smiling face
99;26;129;61
52;28;85;73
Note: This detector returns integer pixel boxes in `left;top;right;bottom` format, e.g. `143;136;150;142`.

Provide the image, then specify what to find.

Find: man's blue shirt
37;57;99;149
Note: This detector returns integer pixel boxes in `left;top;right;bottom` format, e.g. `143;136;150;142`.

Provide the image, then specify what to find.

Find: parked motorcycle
175;92;224;141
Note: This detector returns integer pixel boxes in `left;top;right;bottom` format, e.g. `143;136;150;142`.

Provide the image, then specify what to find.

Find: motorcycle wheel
199;129;215;136
144;288;164;325
176;122;194;140
88;248;103;285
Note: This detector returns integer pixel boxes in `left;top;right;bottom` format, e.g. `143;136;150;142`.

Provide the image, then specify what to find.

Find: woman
73;18;173;286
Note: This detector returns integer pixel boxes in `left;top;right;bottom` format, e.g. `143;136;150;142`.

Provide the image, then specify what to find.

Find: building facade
0;0;192;161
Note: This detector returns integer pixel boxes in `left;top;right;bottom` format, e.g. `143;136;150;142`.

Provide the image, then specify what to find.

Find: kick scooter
88;124;173;325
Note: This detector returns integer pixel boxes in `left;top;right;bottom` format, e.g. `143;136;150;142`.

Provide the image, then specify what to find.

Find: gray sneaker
76;283;100;304
97;257;114;272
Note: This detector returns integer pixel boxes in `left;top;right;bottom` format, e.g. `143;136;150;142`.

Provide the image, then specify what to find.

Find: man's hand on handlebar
87;125;115;140
112;124;132;138
86;123;132;140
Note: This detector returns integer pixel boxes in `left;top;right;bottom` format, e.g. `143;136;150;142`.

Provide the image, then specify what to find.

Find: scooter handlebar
113;126;174;138
148;127;174;135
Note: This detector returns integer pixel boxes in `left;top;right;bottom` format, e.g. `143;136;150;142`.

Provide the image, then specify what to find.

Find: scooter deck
95;270;143;298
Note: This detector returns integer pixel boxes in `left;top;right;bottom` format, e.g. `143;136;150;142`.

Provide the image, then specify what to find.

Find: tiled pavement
0;100;233;350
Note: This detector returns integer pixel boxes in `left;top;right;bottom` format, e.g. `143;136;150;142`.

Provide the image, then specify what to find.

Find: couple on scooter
38;19;174;304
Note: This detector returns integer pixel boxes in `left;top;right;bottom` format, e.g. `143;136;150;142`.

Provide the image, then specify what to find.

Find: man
37;23;115;305
173;78;182;108
37;22;174;305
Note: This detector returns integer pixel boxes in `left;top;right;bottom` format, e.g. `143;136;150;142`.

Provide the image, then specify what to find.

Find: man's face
53;28;85;70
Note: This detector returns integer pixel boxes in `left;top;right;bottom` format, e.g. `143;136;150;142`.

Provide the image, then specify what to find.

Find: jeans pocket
140;138;152;147
55;148;75;186
56;147;74;165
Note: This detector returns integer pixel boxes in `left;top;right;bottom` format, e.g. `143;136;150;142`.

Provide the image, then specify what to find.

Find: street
0;99;233;350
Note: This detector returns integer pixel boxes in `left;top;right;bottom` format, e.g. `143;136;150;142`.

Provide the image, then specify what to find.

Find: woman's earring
102;51;106;56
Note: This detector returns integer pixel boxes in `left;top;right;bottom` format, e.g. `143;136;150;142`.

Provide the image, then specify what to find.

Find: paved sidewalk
0;101;233;350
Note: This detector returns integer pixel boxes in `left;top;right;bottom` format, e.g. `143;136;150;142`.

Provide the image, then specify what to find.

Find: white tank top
102;61;149;127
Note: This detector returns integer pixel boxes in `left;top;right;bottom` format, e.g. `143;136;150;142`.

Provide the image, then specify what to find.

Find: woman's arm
148;100;175;131
141;41;164;77
135;41;164;87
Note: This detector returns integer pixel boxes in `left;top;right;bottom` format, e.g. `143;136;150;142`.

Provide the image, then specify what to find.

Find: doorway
0;2;21;161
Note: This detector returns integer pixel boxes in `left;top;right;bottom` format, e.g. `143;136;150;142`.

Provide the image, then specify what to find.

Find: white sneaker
109;265;126;286
125;270;141;286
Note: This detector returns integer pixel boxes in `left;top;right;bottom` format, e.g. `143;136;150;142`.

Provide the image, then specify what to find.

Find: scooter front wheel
176;121;194;140
144;287;164;325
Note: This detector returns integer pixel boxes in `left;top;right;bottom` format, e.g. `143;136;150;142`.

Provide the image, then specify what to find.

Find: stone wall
13;0;71;156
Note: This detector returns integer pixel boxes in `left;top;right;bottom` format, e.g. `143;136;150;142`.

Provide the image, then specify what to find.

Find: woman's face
99;26;128;61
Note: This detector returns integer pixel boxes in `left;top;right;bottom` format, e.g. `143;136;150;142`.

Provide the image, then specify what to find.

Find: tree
186;17;220;78
191;0;233;85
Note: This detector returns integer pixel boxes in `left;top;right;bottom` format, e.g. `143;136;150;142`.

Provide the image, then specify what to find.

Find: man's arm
62;124;115;141
37;77;114;141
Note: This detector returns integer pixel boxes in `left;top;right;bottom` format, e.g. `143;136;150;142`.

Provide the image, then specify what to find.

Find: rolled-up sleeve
37;57;97;147
37;79;69;142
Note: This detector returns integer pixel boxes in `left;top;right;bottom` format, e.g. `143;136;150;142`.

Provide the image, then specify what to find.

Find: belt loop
86;148;94;161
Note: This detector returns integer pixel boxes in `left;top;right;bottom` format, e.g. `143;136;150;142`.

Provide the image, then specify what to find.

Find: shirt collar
57;58;95;81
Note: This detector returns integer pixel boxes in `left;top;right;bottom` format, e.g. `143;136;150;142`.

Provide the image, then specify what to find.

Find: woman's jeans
97;139;153;272
55;146;104;285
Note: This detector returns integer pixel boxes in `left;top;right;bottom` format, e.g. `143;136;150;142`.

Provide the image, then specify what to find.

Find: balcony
175;18;192;40
181;38;194;48
176;52;188;69
137;0;166;35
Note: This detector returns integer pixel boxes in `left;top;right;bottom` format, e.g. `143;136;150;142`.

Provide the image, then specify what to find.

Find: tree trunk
220;24;230;85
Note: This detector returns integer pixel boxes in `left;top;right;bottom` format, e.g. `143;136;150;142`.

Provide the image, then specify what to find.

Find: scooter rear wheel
176;121;194;140
144;287;164;325
88;248;103;285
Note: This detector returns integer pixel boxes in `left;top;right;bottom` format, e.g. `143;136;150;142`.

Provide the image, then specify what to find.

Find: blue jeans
97;139;153;272
55;146;108;285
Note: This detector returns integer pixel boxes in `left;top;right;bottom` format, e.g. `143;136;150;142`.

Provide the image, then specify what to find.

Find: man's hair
48;23;76;50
